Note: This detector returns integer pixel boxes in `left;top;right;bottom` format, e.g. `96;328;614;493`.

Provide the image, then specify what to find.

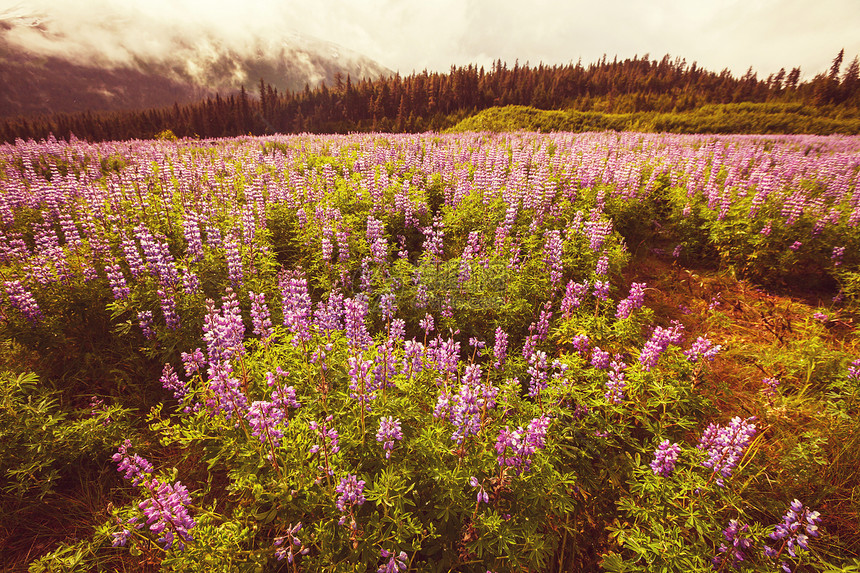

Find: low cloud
1;0;858;79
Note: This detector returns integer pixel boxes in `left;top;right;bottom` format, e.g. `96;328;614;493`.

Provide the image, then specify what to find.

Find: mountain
0;16;391;118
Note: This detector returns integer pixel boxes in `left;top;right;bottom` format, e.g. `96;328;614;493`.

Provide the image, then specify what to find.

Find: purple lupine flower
378;549;408;573
274;522;309;563
697;416;757;487
105;262;130;300
590;347;611;370
344;296;372;349
205;359;248;420
615;282;646;320
348;354;376;410
469;476;489;504
713;520;752;570
435;364;498;444
639;321;685;371
314;290;345;335
161;363;188;401
527;350;549;398
376;416;403;459
789;241;802;251
495;415;551;475
650;439;681;477
112;439;153;485
4;279;42;321
246;400;286;449
138;479;195;550
181;348;205;377
684;336;722;363
402;339;425;377
249;291;273;340
202;290;246;363
120;232;146;279
544;229;564;289
605;358;627;404
559;279;588;316
419;313;434;337
335;474;366;513
493;327;508;369
762;377;780;402
422;215;444;260
571;334;590;355
592;280;610;301
137;310;155;340
595;254;609;276
832;246;845;266
225;237;243;288
847;359;860;381
585;212;612;251
764;500;822;571
111;520;135;547
812;311;828;322
158;287;180;330
280;270;312;345
180;267;200;295
389;318;405;341
379;292;396;322
182;213;204;262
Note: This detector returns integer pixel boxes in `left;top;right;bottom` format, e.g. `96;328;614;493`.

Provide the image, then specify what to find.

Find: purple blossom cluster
434;364;498;444
848;358;860;381
105;262;130;300
138;479;196;551
160;363;187;401
111;441;195;551
246;400;286;449
225;237;243;288
469;476;490;504
112;439;153;485
249;291;273;340
493;327;508;369
335;473;366;513
712;520;752;570
309;415;340;475
543;229;564;288
280;270;312;345
274;522;309;563
684;336;722;363
649;439;681;477
639;321;685;371
495;415;551;475
605;357;627;404
3;279;42;321
615;282;646;319
764;500;822;572
762;377;780;402
137;310;155;340
376;416;403;459
697;416;757;487
378;549;408;573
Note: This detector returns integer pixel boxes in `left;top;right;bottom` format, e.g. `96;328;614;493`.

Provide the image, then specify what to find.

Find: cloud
1;0;858;79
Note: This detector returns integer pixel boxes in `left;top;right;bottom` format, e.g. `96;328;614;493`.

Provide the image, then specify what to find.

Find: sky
2;0;860;80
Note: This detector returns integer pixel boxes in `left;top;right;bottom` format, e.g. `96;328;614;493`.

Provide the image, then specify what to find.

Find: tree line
2;51;859;143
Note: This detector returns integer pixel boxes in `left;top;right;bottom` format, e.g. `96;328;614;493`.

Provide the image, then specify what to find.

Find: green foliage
448;104;860;135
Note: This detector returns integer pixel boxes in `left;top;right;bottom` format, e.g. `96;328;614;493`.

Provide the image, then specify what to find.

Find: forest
2;51;860;142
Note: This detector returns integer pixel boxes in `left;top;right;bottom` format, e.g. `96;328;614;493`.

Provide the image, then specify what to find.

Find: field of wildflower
1;131;859;572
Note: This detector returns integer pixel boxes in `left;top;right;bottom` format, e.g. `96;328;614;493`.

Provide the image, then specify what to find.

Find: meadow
1;130;859;572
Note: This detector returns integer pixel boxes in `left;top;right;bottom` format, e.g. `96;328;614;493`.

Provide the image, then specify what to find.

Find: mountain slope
0;18;391;118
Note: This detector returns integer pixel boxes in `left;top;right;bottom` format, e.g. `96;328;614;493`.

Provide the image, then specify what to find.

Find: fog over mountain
0;3;391;117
